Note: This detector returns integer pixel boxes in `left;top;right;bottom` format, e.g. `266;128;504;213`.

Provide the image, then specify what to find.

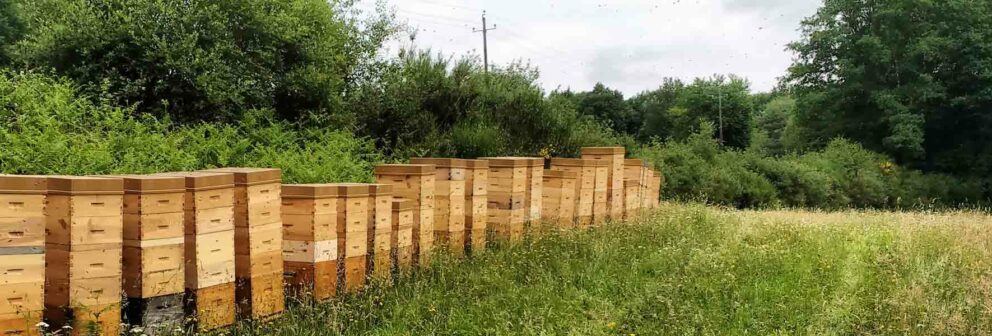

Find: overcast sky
355;0;823;96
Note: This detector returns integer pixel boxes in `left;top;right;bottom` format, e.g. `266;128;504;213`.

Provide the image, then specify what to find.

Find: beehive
374;164;435;266
366;184;392;281
642;169;654;210
549;159;599;228
281;184;339;301
650;172;662;208
480;158;528;242
391;198;414;274
410;158;468;257
541;170;577;230
0;175;46;336
592;162;609;225
153;172;236;332
44;176;125;336
200;168;284;320
581;147;625;220
623;159;646;219
106;175;186;333
330;184;370;293
463;160;488;255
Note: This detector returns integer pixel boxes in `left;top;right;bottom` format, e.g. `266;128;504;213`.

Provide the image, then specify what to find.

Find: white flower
34;322;48;328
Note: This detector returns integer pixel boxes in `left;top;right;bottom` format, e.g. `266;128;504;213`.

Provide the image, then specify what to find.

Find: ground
217;203;992;335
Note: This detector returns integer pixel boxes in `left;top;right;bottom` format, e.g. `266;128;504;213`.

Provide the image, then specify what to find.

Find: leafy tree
572;83;639;134
787;0;992;174
9;0;397;123
752;96;796;156
629;78;685;141
0;0;22;65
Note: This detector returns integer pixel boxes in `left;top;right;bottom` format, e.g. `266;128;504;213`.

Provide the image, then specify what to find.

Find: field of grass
217;203;992;335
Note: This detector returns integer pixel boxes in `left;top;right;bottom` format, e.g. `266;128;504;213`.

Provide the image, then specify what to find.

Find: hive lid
391;198;415;211
550;158;607;167
281;184;340;199
543;170;577;179
624;159;644;166
330;183;371;196
96;175;186;194
48;176;124;195
199;167;281;186
374;164;436;176
0;174;47;194
152;172;235;191
464;159;489;169
410;158;470;168
479;157;530;168
368;183;393;195
581;147;625;155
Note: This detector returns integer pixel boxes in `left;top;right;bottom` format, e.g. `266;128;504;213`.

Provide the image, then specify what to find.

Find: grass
212;203;992;335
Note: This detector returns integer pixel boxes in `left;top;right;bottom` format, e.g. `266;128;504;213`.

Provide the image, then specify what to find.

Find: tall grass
208;203;992;335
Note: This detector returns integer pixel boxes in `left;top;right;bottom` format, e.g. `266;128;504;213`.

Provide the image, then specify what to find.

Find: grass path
221;203;992;335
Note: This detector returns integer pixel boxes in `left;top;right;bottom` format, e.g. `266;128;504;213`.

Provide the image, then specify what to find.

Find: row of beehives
0;147;661;336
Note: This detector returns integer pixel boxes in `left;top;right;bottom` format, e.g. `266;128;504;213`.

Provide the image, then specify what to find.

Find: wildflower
35;322;48;328
607;322;617;329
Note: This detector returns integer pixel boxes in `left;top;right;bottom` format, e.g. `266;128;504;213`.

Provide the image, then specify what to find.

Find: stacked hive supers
410;158;467;257
591;161;609;224
548;159;596;228
0;175;46;336
116;175;185;334
463;160;488;254
45;176;124;335
333;184;370;293
540;170;577;229
391;198;414;273
281;184;339;301
623;159;646;219
156;172;236;332
580;147;626;221
201;168;284;320
367;184;393;280
374;165;435;266
482;158;528;241
641;169;654;209
649;172;662;208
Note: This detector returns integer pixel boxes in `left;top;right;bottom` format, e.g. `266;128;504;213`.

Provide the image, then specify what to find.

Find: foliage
0;72;379;182
0;0;21;65
8;0;397;123
633;124;984;210
565;83;639;135
205;204;992;335
787;0;992;174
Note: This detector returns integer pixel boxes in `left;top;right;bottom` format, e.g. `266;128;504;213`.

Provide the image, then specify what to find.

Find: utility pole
473;11;496;73
718;89;724;145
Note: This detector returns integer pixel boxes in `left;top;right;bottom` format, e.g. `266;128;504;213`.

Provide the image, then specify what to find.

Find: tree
787;0;992;174
572;83;638;134
9;0;397;123
752;96;796;156
0;0;22;65
675;76;754;149
629;78;685;141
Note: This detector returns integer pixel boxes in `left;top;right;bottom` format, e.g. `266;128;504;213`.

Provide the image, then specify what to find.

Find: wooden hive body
281;184;339;302
479;158;530;242
581;147;625;220
391;198;415;274
374;164;435;266
463;160;488;255
0;175;47;336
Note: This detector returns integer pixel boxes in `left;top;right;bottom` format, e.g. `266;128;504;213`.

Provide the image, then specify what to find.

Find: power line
472;11;496;73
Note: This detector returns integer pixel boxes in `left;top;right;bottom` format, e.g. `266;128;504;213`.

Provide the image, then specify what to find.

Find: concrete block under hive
541;170;577;230
154;171;236;332
581;147;626;220
281;184;339;301
201;168;284;320
44;176;125;336
0;175;46;336
374;164;435;266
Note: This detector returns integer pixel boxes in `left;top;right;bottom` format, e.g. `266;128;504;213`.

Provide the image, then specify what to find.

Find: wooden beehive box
329;183;370;293
374;165;435;266
549;159;598;228
541;170;577;230
391;198;414;274
102;174;187;331
624;180;641;219
153;172;236;332
411;158;469;256
464;160;488;254
0;175;47;336
44;176;125;336
281;184;339;301
366;184;392;281
650;172;663;208
581;147;625;219
200;168;284;320
480;158;529;242
591;162;609;224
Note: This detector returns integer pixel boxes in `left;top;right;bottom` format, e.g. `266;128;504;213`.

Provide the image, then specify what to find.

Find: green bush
0;72;379;182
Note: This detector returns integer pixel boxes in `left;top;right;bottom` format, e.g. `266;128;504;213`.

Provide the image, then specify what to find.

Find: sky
354;0;823;96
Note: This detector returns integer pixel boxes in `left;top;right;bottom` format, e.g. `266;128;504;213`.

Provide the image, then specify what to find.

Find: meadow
211;203;992;335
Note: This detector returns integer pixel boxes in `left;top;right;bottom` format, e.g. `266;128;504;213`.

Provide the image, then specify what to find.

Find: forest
1;0;990;210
